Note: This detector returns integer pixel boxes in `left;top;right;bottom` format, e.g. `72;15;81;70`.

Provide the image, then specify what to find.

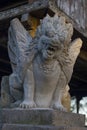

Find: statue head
35;15;73;60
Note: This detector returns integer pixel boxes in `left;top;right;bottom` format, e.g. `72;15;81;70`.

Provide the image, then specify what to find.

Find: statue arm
20;68;36;108
51;71;67;111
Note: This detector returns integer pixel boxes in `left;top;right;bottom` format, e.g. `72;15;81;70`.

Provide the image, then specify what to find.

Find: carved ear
69;38;82;64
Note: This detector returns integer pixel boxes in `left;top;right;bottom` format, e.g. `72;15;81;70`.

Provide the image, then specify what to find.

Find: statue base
0;108;86;130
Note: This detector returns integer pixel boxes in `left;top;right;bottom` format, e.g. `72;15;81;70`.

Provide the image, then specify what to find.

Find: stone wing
64;38;82;82
58;38;82;83
8;18;32;72
68;38;82;65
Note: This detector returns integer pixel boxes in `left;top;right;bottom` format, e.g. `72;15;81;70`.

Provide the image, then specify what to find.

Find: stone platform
0;108;87;130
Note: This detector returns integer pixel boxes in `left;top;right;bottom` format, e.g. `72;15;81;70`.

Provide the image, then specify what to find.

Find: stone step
2;124;87;130
0;108;85;127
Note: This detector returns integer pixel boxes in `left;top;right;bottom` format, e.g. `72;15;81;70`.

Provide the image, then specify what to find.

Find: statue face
41;41;63;60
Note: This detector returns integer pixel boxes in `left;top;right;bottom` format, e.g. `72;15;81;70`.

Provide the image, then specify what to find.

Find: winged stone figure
7;14;82;111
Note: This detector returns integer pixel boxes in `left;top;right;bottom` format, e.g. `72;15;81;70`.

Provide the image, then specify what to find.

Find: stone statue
0;15;82;111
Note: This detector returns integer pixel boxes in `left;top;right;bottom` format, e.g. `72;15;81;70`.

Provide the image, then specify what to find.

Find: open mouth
49;46;56;51
47;46;56;55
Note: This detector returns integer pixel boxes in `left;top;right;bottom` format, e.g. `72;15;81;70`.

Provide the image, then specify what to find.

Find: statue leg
51;72;67;111
20;69;36;108
9;73;23;101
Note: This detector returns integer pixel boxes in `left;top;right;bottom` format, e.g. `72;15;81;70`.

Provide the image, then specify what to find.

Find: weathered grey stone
2;124;87;130
0;14;82;111
0;76;14;108
0;1;85;130
0;108;85;127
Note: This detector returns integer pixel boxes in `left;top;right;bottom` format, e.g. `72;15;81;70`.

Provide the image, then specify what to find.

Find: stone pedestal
0;108;87;130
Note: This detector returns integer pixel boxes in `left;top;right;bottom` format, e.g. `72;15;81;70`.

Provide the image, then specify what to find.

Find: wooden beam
0;1;27;12
0;0;48;21
43;0;87;38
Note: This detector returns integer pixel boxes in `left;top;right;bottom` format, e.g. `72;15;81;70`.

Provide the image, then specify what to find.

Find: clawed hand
20;100;36;109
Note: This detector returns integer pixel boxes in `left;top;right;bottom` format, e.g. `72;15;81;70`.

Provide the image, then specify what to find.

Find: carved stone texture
0;109;85;127
0;76;14;108
61;85;71;112
0;15;82;111
2;125;87;130
0;109;86;130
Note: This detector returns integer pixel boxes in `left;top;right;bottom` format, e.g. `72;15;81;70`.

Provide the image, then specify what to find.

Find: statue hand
19;100;36;108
